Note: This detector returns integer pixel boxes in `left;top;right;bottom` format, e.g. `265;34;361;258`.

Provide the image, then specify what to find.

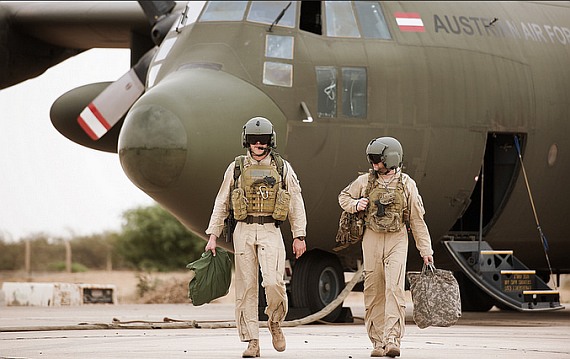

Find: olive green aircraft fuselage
116;1;570;275
2;1;569;315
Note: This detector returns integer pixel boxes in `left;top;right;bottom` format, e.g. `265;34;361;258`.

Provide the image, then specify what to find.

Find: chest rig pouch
242;164;280;215
366;174;407;233
230;154;290;221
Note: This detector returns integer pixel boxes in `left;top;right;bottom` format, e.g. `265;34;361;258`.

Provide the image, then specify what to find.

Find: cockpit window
199;1;247;22
316;66;337;118
355;2;391;39
325;1;360;38
342;67;367;118
300;2;322;35
247;1;297;28
266;35;294;59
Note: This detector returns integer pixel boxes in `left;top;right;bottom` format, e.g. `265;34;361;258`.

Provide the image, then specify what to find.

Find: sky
0;49;155;241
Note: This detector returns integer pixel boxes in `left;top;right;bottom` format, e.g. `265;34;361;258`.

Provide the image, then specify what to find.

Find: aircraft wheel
290;250;345;322
453;271;495;312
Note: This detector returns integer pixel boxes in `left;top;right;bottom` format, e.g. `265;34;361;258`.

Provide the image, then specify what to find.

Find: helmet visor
246;134;271;145
368;154;382;164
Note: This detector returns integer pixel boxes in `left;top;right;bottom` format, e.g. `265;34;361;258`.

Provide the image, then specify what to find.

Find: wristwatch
296;236;305;241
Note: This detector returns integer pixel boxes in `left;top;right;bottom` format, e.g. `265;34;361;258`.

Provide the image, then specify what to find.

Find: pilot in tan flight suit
338;137;434;358
205;116;307;358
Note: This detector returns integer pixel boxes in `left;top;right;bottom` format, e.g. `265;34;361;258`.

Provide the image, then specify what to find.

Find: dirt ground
0;270;568;305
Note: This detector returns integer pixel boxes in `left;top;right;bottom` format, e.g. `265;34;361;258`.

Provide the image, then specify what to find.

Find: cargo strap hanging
514;135;556;289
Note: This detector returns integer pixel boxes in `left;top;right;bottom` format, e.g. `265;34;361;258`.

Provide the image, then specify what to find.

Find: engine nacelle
50;82;123;153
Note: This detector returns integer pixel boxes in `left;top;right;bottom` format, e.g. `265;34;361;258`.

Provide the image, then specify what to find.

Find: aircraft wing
0;1;185;89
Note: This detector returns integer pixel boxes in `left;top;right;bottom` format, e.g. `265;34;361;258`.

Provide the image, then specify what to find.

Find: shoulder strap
364;169;376;197
233;155;245;190
270;151;286;189
399;172;409;207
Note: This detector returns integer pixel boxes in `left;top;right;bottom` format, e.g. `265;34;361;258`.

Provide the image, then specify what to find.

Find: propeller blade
77;47;156;140
77;68;144;140
51;82;121;153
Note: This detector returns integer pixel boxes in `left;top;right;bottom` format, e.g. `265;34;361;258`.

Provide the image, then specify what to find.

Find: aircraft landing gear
290;250;346;322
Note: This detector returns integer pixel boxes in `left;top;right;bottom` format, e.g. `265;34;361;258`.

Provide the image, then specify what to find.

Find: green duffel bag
186;248;232;306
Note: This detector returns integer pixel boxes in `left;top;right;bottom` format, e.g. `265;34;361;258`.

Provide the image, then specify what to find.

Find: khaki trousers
233;221;287;341
362;227;408;347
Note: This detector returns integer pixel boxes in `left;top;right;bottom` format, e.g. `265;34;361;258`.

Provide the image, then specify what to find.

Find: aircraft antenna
513;135;557;289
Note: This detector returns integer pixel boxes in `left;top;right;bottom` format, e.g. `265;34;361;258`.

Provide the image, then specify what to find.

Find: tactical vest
242;164;280;214
230;152;290;221
365;173;407;233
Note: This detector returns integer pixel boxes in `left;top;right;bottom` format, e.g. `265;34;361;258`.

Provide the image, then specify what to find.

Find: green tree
115;205;204;271
0;238;24;270
71;232;119;270
27;234;66;271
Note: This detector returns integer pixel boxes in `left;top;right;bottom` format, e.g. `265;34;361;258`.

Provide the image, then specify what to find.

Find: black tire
453;271;495;312
290;250;345;322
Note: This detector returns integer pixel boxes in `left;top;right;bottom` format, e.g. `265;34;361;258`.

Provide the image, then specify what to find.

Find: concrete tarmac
1;295;569;359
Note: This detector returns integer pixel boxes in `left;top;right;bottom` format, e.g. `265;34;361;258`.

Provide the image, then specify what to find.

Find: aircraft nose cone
117;67;287;233
119;103;187;192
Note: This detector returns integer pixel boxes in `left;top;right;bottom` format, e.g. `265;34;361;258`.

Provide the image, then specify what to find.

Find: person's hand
356;197;369;211
205;234;218;256
292;237;306;259
423;255;434;266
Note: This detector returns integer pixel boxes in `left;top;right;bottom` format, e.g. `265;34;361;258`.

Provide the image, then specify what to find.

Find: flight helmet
366;137;403;170
242;116;276;148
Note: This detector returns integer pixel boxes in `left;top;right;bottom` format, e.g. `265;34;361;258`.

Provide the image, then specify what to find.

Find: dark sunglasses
246;134;271;145
368;154;383;164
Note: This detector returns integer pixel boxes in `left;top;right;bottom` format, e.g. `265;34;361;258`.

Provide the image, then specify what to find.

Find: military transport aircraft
1;1;569;319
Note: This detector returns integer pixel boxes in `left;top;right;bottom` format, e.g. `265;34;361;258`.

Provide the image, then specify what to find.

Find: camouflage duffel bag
407;263;462;329
333;211;365;252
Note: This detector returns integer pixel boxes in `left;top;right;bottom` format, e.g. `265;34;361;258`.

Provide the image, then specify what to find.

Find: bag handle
421;262;436;276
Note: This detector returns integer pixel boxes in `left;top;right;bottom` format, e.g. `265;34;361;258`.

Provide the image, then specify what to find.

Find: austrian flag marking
395;12;425;32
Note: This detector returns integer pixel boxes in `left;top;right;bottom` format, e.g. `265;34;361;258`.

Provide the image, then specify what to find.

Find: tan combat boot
242;339;260;358
268;321;286;351
370;345;384;357
384;342;400;357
